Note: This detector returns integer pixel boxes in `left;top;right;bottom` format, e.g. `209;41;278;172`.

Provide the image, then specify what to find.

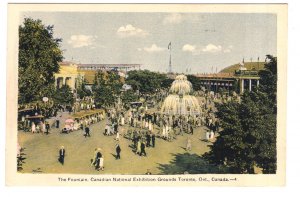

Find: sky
20;12;277;74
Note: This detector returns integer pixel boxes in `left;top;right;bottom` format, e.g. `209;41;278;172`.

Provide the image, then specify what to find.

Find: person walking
186;137;192;151
210;130;215;141
136;139;141;155
95;149;102;170
151;134;156;148
85;126;91;137
99;156;104;171
116;144;121;160
206;130;210;141
146;133;151;147
45;122;50;135
190;125;194;135
115;132;120;141
31;122;36;133
56;118;60;128
58;146;65;165
41;121;46;134
140;141;147;156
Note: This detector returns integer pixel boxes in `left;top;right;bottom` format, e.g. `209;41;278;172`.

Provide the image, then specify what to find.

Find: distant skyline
20;12;277;73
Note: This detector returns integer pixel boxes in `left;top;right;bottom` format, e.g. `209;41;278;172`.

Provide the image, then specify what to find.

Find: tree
18;18;63;104
53;85;74;106
126;70;171;93
92;71;123;108
76;79;92;99
187;75;202;91
121;90;139;109
204;55;277;174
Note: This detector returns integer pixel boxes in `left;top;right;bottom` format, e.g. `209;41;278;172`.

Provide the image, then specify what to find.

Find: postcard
6;4;287;186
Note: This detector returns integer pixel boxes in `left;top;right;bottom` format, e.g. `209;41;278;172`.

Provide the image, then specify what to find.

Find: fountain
161;75;201;115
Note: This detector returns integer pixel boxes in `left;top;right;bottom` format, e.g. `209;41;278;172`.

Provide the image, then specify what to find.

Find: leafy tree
158;153;229;174
18;18;63;104
187;75;202;91
161;78;174;89
76;79;92;99
121;90;139;109
53;85;74;106
126;70;171;93
92;71;123;108
204;55;277;174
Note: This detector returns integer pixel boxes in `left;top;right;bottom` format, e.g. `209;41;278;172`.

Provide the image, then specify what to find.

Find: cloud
223;45;233;53
163;13;183;24
202;44;222;53
117;24;148;38
68;35;97;48
182;43;232;55
143;44;165;53
182;44;196;52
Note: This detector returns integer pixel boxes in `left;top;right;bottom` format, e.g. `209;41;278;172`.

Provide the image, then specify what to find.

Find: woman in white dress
41;122;46;134
210;131;215;140
31;122;36;133
206;130;210;141
115;132;120;141
121;116;125;126
149;122;152;132
99;156;104;171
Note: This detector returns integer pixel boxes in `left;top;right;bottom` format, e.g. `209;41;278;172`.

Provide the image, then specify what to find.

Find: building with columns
54;62;143;90
194;63;261;94
54;62;85;91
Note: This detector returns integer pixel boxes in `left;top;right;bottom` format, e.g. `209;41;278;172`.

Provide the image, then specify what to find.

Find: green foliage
187;75;202;91
121;90;139;109
18;18;63;104
53;85;74;105
126;70;172;93
76;79;92;99
158;153;229;174
204;55;277;174
92;71;123;108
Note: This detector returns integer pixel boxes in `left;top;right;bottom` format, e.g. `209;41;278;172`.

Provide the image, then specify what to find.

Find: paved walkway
18;115;212;175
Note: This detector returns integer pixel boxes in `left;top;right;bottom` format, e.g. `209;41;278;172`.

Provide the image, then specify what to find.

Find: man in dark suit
45;122;50;135
146;133;151;147
95;150;102;170
151;134;156;148
140;141;146;156
116;144;121;159
58;146;65;165
56;119;60;128
190;125;194;135
85;126;91;137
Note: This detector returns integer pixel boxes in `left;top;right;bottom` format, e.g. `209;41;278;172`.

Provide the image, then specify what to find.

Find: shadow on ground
157;152;229;174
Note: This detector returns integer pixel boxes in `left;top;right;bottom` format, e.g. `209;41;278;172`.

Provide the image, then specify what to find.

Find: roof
56;65;83;75
220;62;265;73
78;64;141;69
72;109;105;119
195;73;234;78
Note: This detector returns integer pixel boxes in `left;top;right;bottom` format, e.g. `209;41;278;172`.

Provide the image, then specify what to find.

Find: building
55;62;142;90
78;64;141;72
54;62;85;91
195;62;261;94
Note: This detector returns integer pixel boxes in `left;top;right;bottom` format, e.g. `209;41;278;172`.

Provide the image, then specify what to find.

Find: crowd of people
19;86;241;173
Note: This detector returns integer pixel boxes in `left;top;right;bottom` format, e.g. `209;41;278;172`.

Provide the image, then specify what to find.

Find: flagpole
168;42;172;73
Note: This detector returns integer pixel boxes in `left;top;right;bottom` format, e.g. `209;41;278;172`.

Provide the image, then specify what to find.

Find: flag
168;42;171;50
